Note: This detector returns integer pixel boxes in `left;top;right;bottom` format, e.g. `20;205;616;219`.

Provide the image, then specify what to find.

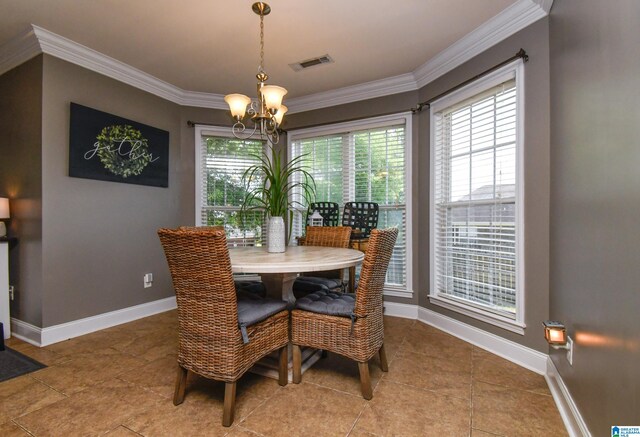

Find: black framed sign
69;103;170;187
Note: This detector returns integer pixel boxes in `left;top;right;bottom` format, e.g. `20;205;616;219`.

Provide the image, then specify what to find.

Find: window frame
429;60;526;334
194;125;268;251
287;112;413;298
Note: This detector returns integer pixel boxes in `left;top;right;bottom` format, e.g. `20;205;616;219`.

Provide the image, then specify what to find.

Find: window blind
290;123;408;289
199;135;265;246
432;78;518;316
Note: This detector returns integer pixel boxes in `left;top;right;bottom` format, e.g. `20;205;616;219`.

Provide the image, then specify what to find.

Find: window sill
428;294;525;335
384;287;414;299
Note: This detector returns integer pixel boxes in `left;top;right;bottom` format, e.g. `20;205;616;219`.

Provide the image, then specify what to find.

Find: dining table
228;245;365;380
229;245;364;303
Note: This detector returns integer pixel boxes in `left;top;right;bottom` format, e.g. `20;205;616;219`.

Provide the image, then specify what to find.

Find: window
289;113;413;297
429;61;525;333
195;126;265;247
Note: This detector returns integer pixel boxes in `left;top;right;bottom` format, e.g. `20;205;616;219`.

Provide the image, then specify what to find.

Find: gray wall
0;56;44;326
549;0;640;432
40;55;186;327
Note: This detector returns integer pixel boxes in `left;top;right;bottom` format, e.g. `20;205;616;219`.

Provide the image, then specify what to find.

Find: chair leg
292;344;302;384
278;346;288;386
173;366;188;405
222;381;237;427
379;343;389;372
358;361;373;400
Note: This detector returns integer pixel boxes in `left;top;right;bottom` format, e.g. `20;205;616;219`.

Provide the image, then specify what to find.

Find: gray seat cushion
292;278;329;299
235;280;267;298
237;298;287;327
293;276;344;299
294;289;355;317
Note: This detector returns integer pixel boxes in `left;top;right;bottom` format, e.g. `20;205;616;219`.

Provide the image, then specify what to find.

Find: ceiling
1;0;521;100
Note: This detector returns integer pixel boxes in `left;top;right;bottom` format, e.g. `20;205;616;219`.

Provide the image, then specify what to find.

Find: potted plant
241;145;315;252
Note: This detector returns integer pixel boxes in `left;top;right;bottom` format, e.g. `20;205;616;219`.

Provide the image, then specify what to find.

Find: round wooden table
229;246;364;304
229;245;365;381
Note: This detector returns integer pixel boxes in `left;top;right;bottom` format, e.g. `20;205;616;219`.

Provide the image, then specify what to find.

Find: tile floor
1;311;567;436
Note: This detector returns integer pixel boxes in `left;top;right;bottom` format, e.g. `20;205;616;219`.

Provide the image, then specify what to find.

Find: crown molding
177;90;227;109
285;73;417;114
0;27;40;76
0;0;551;113
413;0;549;89
31;25;189;105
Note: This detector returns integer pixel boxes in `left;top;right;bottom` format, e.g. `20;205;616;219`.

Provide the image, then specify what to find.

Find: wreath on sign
96;125;151;178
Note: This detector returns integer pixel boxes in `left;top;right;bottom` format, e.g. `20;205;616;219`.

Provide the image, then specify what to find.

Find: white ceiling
1;0;522;100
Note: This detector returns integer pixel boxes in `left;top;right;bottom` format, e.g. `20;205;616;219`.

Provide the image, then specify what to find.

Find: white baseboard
10;296;177;347
545;357;591;437
417;306;548;374
10;318;42;346
383;301;419;319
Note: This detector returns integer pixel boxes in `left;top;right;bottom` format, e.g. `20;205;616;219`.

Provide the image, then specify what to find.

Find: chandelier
224;2;287;145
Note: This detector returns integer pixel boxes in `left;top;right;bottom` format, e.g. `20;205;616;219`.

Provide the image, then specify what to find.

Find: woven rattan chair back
353;227;399;319
304;226;352;248
306;202;340;227
158;227;240;369
341;202;379;238
301;226;352;280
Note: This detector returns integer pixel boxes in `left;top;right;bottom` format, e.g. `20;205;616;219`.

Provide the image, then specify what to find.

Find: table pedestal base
249;344;322;382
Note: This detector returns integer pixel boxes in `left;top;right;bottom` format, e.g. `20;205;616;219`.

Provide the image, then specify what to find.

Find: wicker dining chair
293;226;352;298
158;227;289;427
290;227;398;399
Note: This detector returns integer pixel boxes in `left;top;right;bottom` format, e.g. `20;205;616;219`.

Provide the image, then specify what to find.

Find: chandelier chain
259;12;265;74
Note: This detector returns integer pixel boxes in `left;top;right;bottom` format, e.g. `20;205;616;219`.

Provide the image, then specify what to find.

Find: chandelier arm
231;121;259;141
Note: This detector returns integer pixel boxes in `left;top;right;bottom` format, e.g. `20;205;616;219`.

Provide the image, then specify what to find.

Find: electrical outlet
8;285;15;300
566;336;574;366
143;273;153;288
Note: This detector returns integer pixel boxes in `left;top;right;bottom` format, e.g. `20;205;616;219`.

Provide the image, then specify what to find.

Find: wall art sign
69;103;169;187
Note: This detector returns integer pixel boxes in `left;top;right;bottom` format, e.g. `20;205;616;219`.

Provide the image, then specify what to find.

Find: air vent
289;54;334;72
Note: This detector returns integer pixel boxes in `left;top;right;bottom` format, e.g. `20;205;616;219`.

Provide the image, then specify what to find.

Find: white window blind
431;65;522;326
197;134;265;247
290;115;411;293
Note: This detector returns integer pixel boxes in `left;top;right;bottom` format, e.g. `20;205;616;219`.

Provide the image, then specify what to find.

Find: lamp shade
260;85;287;111
0;198;9;219
224;94;251;119
273;104;288;125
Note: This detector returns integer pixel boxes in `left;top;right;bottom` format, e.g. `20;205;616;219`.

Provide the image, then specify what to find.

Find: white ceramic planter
267;216;286;253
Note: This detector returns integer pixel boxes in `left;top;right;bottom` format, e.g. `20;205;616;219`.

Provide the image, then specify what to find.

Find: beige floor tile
6;342;69;366
472;381;567;437
226;426;263;437
472;429;503;436
111;331;178;362
0;375;67;423
386;349;472;400
383;315;416;338
348;429;381;437
472;347;549;394
118;354;178;399
353;380;471;436
31;349;147;395
241;382;365;437
4;337;28;348
402;324;473;363
105;425;143;436
125;378;267;436
0;420;31;436
301;351;385;397
15;378;163;437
